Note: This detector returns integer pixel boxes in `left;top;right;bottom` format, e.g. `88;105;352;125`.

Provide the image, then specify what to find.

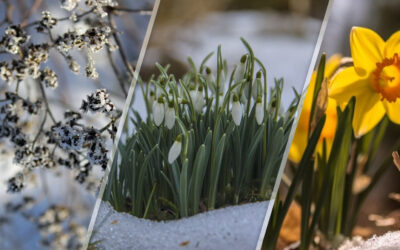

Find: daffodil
329;27;400;137
289;55;342;163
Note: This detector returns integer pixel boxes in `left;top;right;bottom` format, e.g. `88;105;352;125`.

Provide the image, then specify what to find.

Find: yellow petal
329;66;370;105
325;54;342;78
384;30;400;58
382;99;400;124
350;27;384;76
353;90;385;138
289;126;308;163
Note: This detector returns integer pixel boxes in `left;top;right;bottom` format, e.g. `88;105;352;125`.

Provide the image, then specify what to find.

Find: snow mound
339;231;400;250
91;200;270;250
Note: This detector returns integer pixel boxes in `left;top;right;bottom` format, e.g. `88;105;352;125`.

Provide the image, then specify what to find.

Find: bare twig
37;80;57;123
108;14;135;77
106;45;128;96
21;0;43;27
109;6;152;15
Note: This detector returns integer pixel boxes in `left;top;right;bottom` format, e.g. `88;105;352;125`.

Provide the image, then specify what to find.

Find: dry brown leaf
352;174;371;194
392;151;400;171
179;240;190;246
279;202;301;244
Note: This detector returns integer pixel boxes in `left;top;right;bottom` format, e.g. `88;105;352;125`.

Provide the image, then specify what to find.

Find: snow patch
91;201;270;250
339;231;400;250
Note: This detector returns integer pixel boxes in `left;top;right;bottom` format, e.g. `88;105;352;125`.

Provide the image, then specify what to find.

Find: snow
91;200;270;250
339;231;400;250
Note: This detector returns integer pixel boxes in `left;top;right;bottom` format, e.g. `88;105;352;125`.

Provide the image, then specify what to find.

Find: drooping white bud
165;102;175;130
149;90;155;108
234;54;247;83
252;71;263;101
168;134;182;164
231;94;242;126
153;97;165;126
255;97;264;125
192;86;205;112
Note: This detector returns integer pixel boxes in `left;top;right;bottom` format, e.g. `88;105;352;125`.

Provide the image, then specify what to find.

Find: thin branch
107;14;135;77
32;112;47;148
106;45;128;97
23;8;95;28
109;6;152;15
21;0;43;27
37;80;57;123
0;0;13;27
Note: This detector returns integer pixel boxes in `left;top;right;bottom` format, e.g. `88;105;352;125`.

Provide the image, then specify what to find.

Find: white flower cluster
14;145;55;169
39;11;58;29
0;92;41;147
0;25;30;54
7;172;24;192
61;0;81;11
36;205;86;249
81;88;115;114
86;0;118;18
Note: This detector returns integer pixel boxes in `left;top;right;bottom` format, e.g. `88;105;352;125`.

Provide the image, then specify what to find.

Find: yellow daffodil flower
329;27;400;137
289;55;342;163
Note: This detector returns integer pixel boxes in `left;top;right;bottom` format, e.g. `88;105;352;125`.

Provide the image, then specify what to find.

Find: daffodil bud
153;97;165;126
252;71;263;101
255;97;264;125
231;94;242;126
168;134;182;164
165;102;175;129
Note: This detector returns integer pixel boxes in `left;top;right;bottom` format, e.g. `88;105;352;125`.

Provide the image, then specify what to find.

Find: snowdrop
255;97;264;125
231;94;242;126
191;86;205;112
252;71;263;101
148;91;155;108
168;134;182;164
165;102;175;129
153;97;165;126
234;54;247;84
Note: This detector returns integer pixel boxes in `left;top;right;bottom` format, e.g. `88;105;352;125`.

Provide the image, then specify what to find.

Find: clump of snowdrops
104;39;300;220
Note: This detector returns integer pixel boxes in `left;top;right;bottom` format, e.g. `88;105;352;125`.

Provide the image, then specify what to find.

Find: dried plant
0;0;152;248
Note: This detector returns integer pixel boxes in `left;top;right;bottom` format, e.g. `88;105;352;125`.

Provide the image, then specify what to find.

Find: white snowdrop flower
191;86;205;112
168;135;182;164
234;54;247;83
153;97;165;126
255;97;264;125
165;103;175;130
61;0;80;11
148;91;155;108
252;71;263;101
206;67;214;84
231;95;242;126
